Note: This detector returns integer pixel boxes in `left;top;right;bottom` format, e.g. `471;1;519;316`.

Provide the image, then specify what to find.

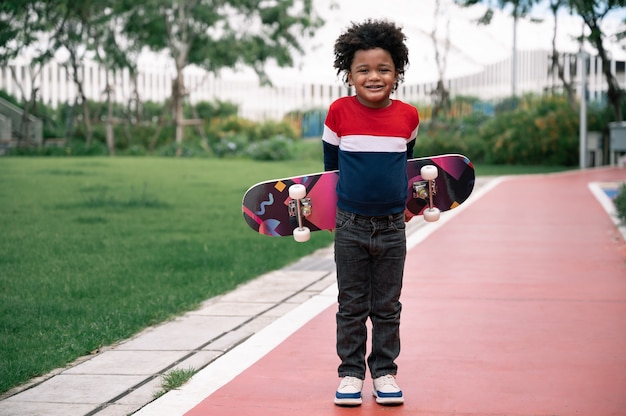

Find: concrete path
1;168;624;416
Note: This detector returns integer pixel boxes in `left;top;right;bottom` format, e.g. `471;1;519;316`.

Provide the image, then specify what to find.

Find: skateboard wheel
289;184;307;200
421;165;438;180
293;227;311;242
424;207;440;222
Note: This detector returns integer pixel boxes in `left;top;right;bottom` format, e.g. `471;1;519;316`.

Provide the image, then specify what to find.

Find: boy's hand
404;208;414;223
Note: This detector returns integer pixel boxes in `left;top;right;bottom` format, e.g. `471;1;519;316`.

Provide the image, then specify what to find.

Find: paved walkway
1;168;624;416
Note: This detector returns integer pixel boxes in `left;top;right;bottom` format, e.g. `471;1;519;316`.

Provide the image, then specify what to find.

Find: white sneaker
334;376;363;406
372;374;404;405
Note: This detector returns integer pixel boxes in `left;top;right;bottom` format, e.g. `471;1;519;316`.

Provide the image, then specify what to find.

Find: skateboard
242;154;475;241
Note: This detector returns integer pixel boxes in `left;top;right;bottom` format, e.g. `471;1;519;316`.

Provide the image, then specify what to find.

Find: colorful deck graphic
242;154;475;237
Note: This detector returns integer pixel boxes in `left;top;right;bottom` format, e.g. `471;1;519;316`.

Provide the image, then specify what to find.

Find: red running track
186;168;626;416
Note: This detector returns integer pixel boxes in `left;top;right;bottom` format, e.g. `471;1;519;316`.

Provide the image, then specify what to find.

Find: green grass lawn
0;154;571;394
0;156;335;394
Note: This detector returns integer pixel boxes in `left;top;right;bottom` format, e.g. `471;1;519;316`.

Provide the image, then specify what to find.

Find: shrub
121;144;149;156
615;183;626;225
157;141;208;158
414;113;489;162
213;133;250;158
66;140;110;156
245;135;294;161
480;96;579;166
250;120;298;142
193;100;239;119
205;116;257;148
292;138;324;161
415;127;474;158
7;140;110;156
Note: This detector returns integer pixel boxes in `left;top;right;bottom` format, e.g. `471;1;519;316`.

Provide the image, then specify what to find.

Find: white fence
1;49;624;121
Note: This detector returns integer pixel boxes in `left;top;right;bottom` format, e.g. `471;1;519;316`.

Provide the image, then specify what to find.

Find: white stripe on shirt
339;135;408;153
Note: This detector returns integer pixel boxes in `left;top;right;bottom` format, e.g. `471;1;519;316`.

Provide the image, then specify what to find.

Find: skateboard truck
413;165;441;222
288;184;311;242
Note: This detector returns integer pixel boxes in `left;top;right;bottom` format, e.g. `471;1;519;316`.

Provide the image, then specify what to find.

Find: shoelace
339;376;362;389
376;375;399;388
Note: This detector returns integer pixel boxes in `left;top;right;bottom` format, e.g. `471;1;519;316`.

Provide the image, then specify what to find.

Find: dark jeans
334;207;406;380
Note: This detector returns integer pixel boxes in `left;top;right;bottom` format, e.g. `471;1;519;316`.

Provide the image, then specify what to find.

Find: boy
322;19;419;406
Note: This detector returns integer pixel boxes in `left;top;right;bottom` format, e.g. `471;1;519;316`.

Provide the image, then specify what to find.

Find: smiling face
347;48;398;109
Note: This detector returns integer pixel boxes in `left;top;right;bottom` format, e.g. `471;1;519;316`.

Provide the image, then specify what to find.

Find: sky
251;0;626;86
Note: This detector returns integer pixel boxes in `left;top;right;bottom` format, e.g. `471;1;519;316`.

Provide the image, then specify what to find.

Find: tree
121;0;323;156
51;1;121;147
0;0;61;144
455;0;625;121
91;2;144;155
430;0;451;121
1;1;130;150
455;0;540;97
547;0;577;107
568;0;625;121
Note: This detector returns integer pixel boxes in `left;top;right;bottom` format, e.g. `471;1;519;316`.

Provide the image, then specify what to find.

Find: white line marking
135;177;502;416
406;177;504;250
134;285;338;416
588;182;626;239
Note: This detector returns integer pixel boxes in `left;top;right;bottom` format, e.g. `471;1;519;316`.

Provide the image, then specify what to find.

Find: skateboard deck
242;154;475;239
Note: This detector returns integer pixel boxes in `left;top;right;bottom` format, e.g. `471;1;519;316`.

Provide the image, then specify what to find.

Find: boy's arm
323;140;339;171
406;137;416;159
404;137;417;222
322;139;339;232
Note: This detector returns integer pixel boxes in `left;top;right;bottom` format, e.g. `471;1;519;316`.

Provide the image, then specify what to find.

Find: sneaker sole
373;392;404;406
334;397;362;406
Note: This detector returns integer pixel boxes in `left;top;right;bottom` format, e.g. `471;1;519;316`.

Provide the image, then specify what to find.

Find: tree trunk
148;100;172;153
549;2;576;107
189;104;210;153
430;0;450;122
593;36;623;122
81;95;93;146
9;66;37;146
105;81;115;156
584;15;623;122
20;99;32;146
173;70;185;157
69;52;93;146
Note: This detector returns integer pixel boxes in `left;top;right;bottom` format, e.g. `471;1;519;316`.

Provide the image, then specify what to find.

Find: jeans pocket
335;216;352;231
335;208;355;232
391;217;406;231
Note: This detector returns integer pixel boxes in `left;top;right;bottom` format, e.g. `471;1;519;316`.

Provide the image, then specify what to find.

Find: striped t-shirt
322;96;420;216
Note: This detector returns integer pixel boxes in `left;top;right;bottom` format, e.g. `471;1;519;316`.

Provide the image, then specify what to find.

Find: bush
250;120;298;142
204;117;298;159
245;135;295;161
479;96;579;166
157;141;208;158
120;144;149;156
292;138;324;161
615;183;626;225
4;140;109;156
66;140;110;156
213;133;250;158
193;100;239;119
0;88;614;167
415;115;488;162
205;116;257;150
